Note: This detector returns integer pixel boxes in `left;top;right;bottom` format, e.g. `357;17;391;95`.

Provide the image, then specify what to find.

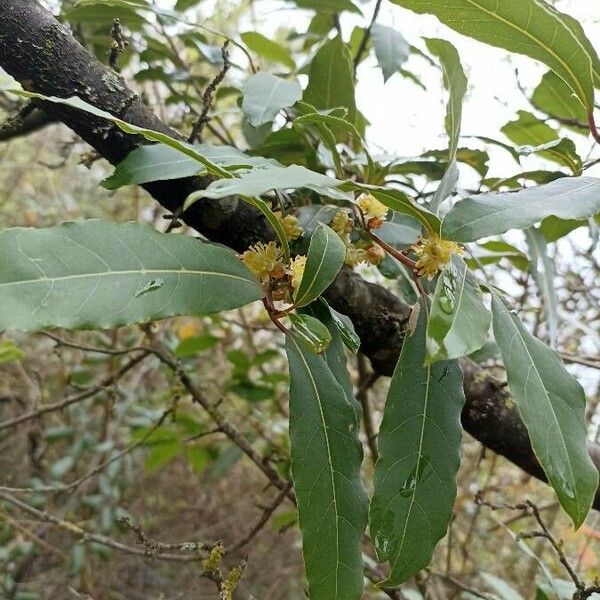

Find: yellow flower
412;232;463;279
241;241;283;281
275;211;303;241
331;210;353;237
344;246;368;267
364;243;386;266
290;255;307;291
357;193;389;227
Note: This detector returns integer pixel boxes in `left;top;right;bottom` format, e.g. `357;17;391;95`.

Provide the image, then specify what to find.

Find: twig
0;352;150;432
227;482;293;553
356;354;379;464
188;40;231;143
108;19;129;72
353;0;383;74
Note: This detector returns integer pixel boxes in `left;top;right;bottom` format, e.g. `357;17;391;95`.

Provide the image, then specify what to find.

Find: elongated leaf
294;223;346;307
371;25;410;82
242;73;302;127
387;0;595;112
0;221;263;332
426;255;490;363
240;32;295;69
289;313;332;353
187;164;351;202
524;227;558;347
294;0;362;13
370;299;465;586
491;294;598;527
0;341;24;365
442;176;600;242
329;305;360;354
502;111;581;174
532;71;587;130
103;143;278;189
425;38;467;213
303;37;356;125
286;332;367;600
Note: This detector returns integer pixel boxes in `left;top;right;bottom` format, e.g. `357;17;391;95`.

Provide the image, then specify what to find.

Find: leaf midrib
0;268;258;289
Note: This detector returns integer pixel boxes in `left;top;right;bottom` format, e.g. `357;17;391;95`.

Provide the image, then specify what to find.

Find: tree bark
1;0;599;509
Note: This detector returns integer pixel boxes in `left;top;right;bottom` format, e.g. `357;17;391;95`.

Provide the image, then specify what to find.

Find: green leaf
187;164;351;202
524;227;558;347
370;299;465;586
289;313;332;353
539;215;586;242
328;305;360;354
242;73;302;127
491;293;598;527
532;71;587;130
0;340;24;364
425;38;467;213
501;111;581;174
294;223;346;308
303;37;356;125
426;255;491;363
371;25;410;82
285;332;367;600
103;143;279;189
0;221;263;332
240;32;295;69
387;0;595;113
175;334;220;358
442;176;600;242
293;0;362;14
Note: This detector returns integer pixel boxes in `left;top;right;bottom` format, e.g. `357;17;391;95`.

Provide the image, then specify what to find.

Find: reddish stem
369;232;418;273
588;110;600;144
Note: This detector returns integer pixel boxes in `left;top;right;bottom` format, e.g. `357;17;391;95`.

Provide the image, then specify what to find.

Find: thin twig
353;0;383;74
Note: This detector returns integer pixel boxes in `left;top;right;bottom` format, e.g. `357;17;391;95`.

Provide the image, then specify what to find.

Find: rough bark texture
1;0;599;510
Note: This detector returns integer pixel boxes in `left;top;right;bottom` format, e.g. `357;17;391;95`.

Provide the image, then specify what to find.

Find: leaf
103;143;279;189
242;73;302;127
328;305;360;354
426;255;491;363
524;227;558;347
285;330;366;600
0;340;24;365
532;71;587;130
187;164;351;203
491;293;598;527
387;0;595;113
289;313;332;353
371;25;410;82
501;111;581;174
240;32;295;69
442;176;600;242
303;37;356;125
369;299;465;586
294;223;346;307
0;221;263;332
293;0;362;14
425;38;467;213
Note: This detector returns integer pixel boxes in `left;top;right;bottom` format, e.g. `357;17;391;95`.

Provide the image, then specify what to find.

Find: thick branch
0;0;599;509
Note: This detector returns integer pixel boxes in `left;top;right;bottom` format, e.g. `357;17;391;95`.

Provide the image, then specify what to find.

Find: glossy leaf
426;255;491;363
387;0;595;112
294;223;346;307
303;37;356;124
532;71;587;130
186;164;351;203
329;306;360;354
491;293;598;527
370;299;465;586
240;32;295;69
442;176;600;242
289;313;332;354
285;331;367;600
242;73;302;127
425;38;467;213
501;111;581;174
0;221;263;332
103;143;278;189
524;227;558;347
371;25;410;82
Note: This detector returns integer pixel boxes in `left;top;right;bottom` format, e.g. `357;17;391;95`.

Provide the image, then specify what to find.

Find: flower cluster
356;192;389;229
275;211;303;241
412;232;464;279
